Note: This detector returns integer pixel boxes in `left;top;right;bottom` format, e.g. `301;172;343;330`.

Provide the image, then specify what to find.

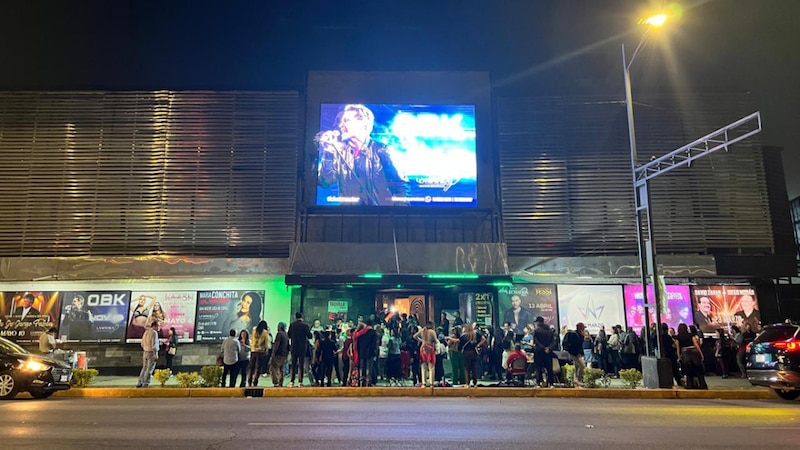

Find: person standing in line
562;322;586;386
136;321;160;388
221;329;240;388
237;329;251;388
355;319;378;387
318;331;338;387
341;328;353;386
732;325;747;377
165;327;178;373
532;316;555;387
249;320;269;386
714;328;729;379
414;321;438;388
459;323;486;388
287;312;312;387
270;322;289;387
445;327;464;385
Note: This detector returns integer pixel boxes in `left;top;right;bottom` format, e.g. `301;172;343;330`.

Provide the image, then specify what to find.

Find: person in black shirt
356;320;378;387
532;316;555;387
287;312;312;387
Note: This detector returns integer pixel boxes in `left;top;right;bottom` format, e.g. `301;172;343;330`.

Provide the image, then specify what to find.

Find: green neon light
489;281;514;287
361;273;383;279
425;273;480;279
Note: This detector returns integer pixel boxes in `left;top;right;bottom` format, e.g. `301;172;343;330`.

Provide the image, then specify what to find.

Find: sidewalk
89;373;757;389
55;372;770;400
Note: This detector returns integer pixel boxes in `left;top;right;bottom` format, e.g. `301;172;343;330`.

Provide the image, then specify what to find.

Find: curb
54;387;772;400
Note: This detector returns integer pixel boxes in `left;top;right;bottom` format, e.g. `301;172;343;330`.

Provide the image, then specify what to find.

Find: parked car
746;321;800;400
0;337;73;399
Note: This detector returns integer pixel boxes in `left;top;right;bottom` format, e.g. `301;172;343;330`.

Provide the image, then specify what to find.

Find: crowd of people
133;308;761;389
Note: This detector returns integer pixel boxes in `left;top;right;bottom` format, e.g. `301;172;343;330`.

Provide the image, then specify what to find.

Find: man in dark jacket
287;312;312;387
562;322;586;386
270;322;289;387
356;320;378;387
532;316;555;387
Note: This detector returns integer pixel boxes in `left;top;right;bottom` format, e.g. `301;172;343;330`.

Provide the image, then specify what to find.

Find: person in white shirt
136;321;160;388
38;327;57;355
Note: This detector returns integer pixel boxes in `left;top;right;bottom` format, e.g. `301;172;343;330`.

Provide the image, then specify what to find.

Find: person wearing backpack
621;327;640;370
561;322;586;386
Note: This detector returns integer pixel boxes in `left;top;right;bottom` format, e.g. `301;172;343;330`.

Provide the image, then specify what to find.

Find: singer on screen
316;104;409;206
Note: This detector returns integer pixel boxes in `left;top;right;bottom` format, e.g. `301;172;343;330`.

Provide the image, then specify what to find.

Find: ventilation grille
497;95;772;257
0;91;298;257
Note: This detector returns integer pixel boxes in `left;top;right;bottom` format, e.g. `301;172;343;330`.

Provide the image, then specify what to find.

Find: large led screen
315;103;477;207
557;285;625;336
690;285;761;335
623;285;691;332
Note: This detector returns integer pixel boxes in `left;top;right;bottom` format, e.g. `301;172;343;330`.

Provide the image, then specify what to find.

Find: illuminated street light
622;14;669;367
642;14;667;27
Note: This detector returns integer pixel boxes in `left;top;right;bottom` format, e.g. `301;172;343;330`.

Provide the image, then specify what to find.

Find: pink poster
126;291;197;343
623;285;691;332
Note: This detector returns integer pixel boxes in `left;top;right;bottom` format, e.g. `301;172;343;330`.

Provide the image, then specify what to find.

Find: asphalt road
1;397;798;449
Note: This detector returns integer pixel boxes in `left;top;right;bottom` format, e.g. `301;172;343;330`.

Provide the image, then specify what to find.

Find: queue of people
132;308;760;390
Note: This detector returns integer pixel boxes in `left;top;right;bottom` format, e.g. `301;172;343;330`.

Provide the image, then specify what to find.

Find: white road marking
751;427;800;430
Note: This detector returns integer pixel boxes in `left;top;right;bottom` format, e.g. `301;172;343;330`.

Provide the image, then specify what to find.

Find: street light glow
643;14;668;27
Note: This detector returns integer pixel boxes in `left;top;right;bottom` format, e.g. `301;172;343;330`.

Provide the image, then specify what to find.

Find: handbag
216;353;224;366
168;346;177;356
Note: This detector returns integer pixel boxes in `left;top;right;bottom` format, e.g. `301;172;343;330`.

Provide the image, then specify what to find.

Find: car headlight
22;360;50;372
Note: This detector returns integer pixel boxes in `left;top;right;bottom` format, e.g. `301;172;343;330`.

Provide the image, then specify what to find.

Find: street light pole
622;36;663;360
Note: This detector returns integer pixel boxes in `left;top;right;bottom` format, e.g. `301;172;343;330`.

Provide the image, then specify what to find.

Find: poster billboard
195;290;264;342
690;285;761;335
557;285;625;336
497;284;557;334
623;285;692;332
0;291;62;343
59;291;129;343
126;291;198;343
458;291;494;328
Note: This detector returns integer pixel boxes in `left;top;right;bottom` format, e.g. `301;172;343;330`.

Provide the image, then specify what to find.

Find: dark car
746;322;800;400
0;337;73;399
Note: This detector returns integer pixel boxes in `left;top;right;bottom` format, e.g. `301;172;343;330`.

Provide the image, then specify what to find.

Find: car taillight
772;339;800;352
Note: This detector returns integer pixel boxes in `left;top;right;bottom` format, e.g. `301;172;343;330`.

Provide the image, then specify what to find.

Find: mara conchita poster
195;290;264;342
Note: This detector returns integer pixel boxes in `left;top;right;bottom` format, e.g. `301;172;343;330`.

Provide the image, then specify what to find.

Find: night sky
1;0;797;198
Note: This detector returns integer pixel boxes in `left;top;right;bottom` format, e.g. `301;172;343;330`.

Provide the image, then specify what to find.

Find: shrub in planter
153;369;171;387
71;368;99;388
562;364;575;387
619;368;643;389
582;368;610;389
175;372;201;388
200;365;224;387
